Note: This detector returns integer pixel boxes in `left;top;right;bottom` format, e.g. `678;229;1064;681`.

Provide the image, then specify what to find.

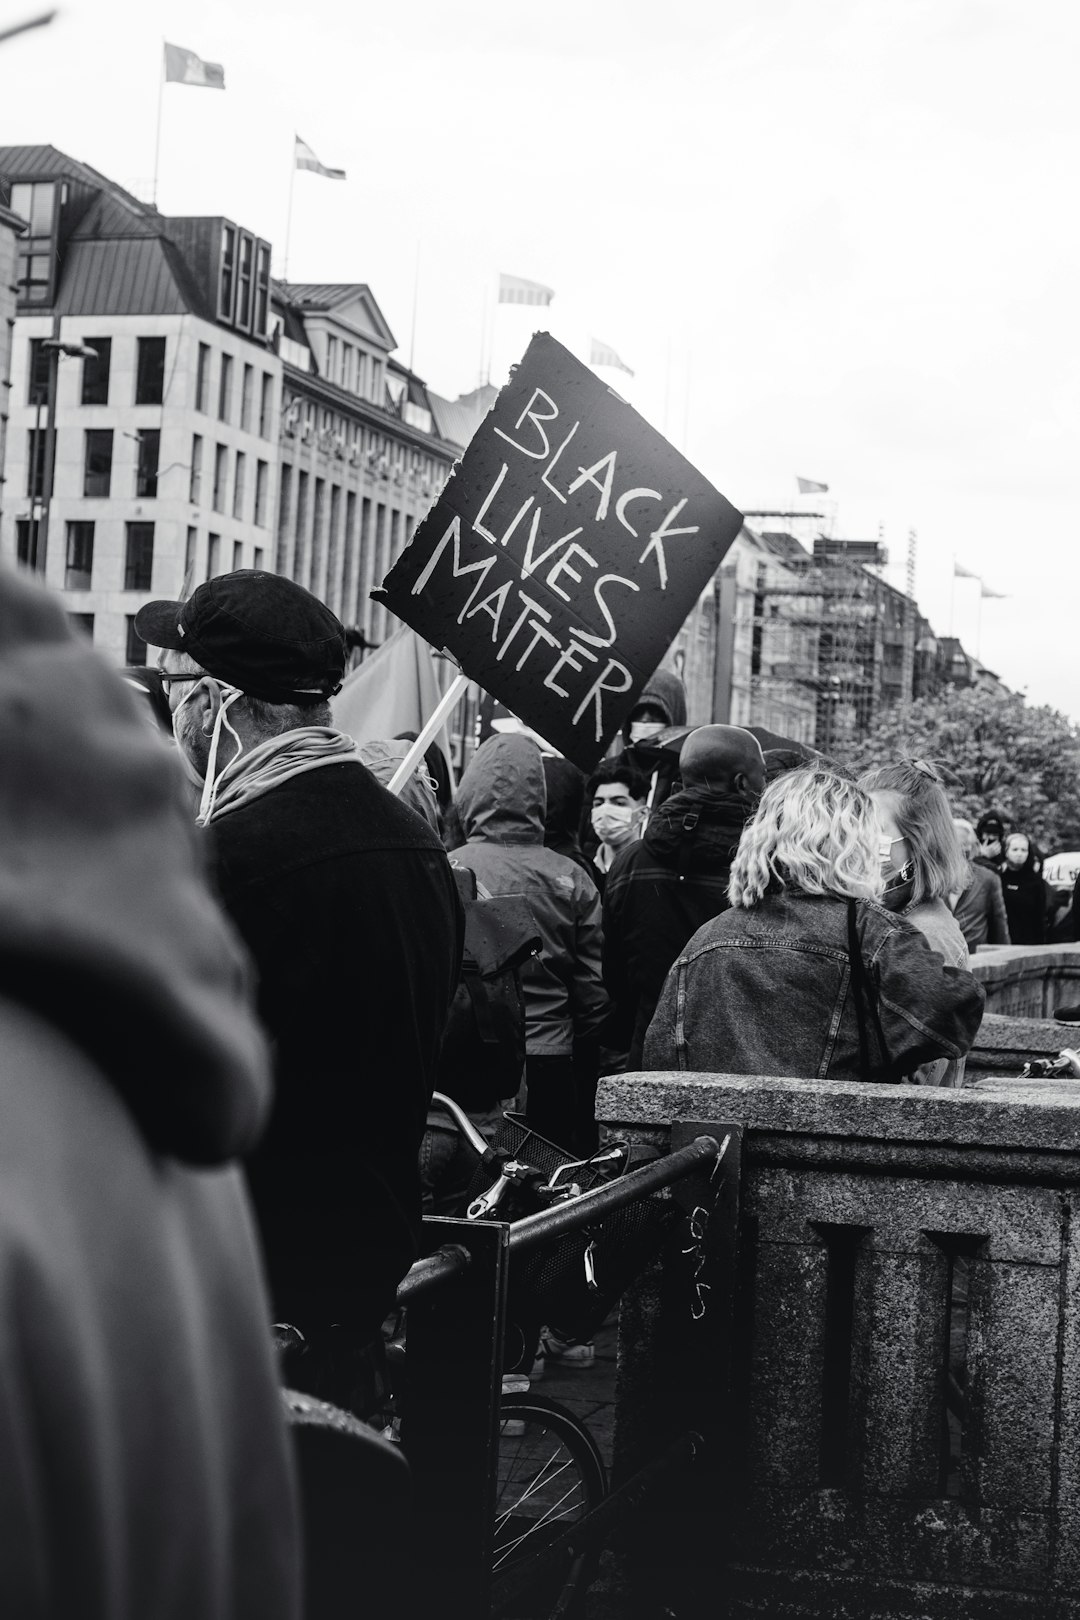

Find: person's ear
191;676;223;738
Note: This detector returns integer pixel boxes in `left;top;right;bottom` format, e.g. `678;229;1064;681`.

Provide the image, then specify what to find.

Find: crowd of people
2;561;1071;1609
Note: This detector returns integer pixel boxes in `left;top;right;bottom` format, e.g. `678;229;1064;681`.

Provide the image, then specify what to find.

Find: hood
624;668;687;738
643;786;754;872
455;732;546;844
0;565;271;1166
359;738;441;832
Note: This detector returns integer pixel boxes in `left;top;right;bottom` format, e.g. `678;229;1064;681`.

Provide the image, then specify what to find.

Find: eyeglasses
156;669;205;687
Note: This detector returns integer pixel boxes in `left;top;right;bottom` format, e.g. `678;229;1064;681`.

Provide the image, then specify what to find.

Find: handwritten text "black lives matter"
409;386;702;742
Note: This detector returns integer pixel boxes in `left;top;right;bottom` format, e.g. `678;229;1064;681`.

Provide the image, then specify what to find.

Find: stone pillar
598;1071;1080;1619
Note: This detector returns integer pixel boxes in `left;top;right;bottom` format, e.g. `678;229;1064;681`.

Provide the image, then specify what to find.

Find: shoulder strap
846;900;893;1082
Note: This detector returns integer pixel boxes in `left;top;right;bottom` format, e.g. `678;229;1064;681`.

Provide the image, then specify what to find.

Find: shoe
531;1328;596;1377
500;1371;530;1435
1055;1005;1080;1023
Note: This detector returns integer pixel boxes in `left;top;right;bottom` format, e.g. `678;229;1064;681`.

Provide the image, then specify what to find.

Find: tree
844;686;1080;852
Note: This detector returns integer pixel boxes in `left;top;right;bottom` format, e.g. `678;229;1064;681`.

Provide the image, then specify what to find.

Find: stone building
269;282;461;650
0;145;280;664
0;195;25;533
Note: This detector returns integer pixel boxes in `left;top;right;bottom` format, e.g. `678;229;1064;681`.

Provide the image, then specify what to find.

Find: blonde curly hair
728;767;885;909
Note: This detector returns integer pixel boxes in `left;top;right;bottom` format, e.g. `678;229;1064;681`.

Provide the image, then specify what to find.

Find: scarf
199;725;358;825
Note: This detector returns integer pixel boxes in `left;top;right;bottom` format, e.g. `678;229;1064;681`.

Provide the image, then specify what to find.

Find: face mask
173;679;245;824
591;803;639;846
629;721;665;743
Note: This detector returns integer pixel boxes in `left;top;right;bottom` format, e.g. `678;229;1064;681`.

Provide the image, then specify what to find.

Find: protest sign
374;333;743;772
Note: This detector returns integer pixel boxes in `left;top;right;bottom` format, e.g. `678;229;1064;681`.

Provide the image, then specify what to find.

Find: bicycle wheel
491;1394;607;1619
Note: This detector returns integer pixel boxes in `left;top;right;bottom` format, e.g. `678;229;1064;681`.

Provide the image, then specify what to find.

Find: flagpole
387;671;469;796
152;41;166;206
408;240;421;374
283;139;297;283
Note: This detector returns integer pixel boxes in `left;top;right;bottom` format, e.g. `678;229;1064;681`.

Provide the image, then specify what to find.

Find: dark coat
602;787;754;1066
643;890;985;1082
1001;865;1050;945
211;761;463;1343
953;864;1011;950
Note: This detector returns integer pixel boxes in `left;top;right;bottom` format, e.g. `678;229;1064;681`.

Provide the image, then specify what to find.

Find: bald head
679;725;767;802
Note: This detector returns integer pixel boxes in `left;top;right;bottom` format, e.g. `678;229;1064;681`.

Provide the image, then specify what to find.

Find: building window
190;434;203;503
275;464;292;572
196;343;210;412
237;234;254;329
136;428;160;498
135;337;166;405
80;337;111;405
16;519;34;568
10;181;59;305
259;372;273;437
254;244;270;336
64;521;94;589
68;612;94;639
27;338;50;405
253;545;265;571
26;428;46;498
233;451;246;520
207;533;220;579
218;353;233;422
185;526;198;586
240;363;254;432
326;336;338;382
219;224;236;320
232;540;243;570
124;522;154;591
83;428;113;497
125;616;147;666
213;444;227;512
255;459;268;527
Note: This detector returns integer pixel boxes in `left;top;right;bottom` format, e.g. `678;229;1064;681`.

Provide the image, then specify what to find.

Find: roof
0;145;157;220
428;383;498;452
56;237;197;318
277;281;371;310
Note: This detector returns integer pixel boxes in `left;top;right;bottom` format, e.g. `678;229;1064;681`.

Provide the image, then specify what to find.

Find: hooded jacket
0;565;298;1618
603;786;755;1065
621;667;688;741
453;734;606;1056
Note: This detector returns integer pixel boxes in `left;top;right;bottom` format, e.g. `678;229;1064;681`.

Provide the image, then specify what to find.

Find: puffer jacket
453;734;607;1056
603;787;755;1065
643;889;985;1082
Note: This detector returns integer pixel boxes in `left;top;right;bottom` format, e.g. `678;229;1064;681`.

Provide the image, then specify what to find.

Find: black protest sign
374;333;742;772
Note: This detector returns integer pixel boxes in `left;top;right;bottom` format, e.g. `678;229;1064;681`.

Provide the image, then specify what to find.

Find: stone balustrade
598;1069;1080;1619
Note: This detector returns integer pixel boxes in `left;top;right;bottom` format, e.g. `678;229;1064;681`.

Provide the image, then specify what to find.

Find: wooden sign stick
386;670;470;797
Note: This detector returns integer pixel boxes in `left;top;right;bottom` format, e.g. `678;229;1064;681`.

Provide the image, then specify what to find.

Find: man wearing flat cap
137;571;463;1409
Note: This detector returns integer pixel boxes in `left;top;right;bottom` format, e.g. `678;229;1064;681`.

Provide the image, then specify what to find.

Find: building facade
270;282;461;651
0;199;25;534
0;145;281;664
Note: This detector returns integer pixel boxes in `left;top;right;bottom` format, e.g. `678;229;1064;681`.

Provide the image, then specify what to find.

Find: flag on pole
796;476;829;494
295;135;346;180
590;338;634;376
980;583;1007;599
954;562;979;579
163;43;225;88
332;625;453;769
498;273;554;306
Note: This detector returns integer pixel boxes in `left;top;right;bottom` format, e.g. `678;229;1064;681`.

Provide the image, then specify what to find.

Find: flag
954;562;979;579
332;625;452;771
590;338;634;376
295;135;346;180
163;43;225;88
498;273;554;307
796;476;829;494
981;584;1007;599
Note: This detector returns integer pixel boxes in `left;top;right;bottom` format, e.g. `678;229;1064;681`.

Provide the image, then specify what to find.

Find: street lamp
29;338;98;574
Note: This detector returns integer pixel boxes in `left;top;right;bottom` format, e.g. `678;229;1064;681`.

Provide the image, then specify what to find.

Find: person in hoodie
136;571;463;1411
619;666;690;813
0;564;299;1618
452;732;607;1151
603;724;767;1067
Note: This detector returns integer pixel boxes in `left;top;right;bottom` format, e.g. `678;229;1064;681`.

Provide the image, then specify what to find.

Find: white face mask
173;679;245;823
629;720;665;743
591;803;640;847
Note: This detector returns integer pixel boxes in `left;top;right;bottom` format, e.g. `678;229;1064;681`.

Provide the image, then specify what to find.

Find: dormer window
11;180;61;306
219;224;236;321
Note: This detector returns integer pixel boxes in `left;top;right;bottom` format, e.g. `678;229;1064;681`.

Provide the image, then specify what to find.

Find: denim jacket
642;889;985;1082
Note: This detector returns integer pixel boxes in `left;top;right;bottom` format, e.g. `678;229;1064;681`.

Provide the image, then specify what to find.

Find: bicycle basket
468;1113;680;1346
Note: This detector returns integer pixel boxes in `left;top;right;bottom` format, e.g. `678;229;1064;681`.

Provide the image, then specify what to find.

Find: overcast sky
4;0;1077;715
